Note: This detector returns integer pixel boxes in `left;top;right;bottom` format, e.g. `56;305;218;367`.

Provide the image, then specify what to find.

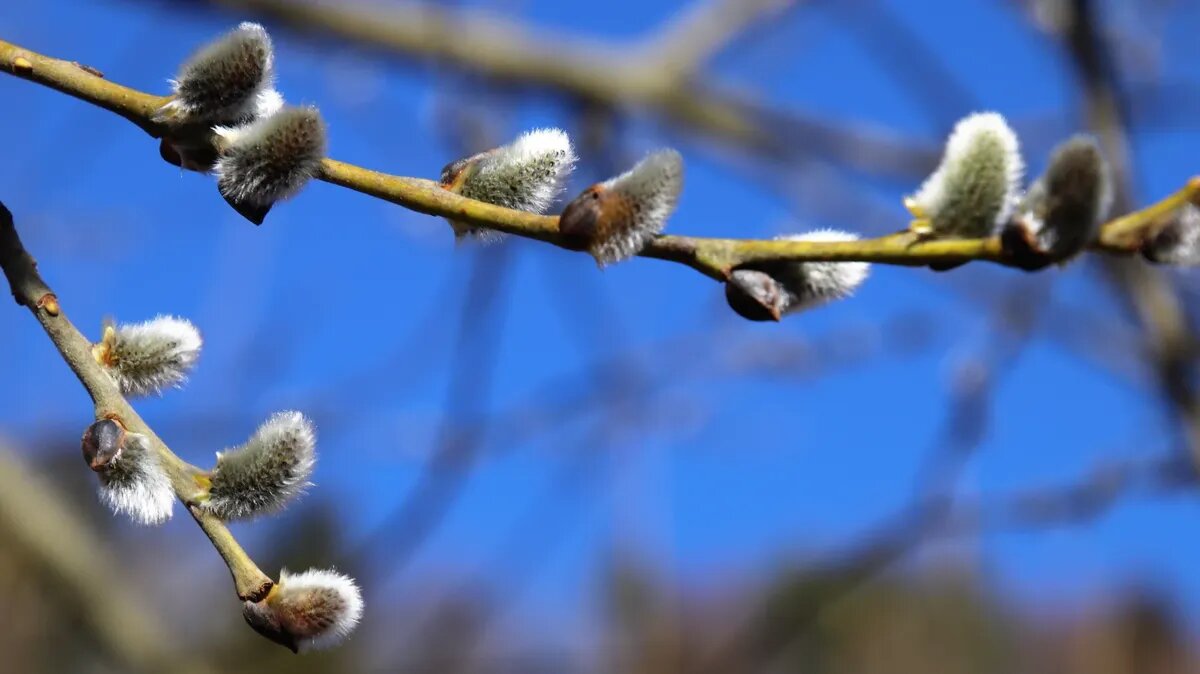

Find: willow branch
1;38;1196;282
0;200;273;603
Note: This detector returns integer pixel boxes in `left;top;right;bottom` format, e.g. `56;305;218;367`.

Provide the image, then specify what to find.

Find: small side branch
0;201;273;602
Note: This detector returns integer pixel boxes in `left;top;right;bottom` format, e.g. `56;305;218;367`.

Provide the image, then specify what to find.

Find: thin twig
0;200;273;603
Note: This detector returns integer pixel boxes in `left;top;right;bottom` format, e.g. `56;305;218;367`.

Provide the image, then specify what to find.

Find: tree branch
0;200;273;603
1;37;1196;282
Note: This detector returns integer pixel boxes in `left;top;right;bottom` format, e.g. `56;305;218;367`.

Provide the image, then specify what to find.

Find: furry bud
906;112;1024;238
440;128;577;242
81;420;174;525
155;22;278;125
1012;135;1112;260
1143;204;1200;266
201;411;316;520
92;316;202;398
214;106;327;224
243;568;363;653
725;230;870;321
559;149;684;266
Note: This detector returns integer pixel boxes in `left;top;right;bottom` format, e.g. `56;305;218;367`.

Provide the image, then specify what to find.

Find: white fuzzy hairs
214;106;327;207
242;567;363;653
95;433;175;525
202;411;316;520
725;230;870;321
1014;135;1113;259
441;127;577;242
93;315;202;398
908;112;1024;238
1144;203;1200;266
155;22;278;126
558;149;684;267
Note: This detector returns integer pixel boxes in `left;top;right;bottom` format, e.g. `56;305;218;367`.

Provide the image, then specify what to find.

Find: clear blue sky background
3;0;1200;649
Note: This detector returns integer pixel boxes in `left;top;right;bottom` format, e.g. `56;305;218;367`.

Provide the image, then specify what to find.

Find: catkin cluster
80;311;360;652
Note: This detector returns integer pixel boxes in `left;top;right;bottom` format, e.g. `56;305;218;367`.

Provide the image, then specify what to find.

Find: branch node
38;292;59;316
11;55;31;76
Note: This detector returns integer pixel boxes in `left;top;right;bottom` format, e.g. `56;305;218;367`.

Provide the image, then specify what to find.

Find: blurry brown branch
642;0;797;77
1056;0;1200;470
177;0;931;179
943;454;1195;534
355;247;513;578
0;441;216;674
2;38;1197;282
0;201;273;604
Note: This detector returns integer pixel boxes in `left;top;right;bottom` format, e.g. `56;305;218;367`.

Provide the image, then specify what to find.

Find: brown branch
0;200;273;603
1;37;1196;281
0;441;218;674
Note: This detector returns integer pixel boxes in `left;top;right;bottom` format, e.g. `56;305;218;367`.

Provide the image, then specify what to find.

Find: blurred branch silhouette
0;440;216;674
174;0;935;179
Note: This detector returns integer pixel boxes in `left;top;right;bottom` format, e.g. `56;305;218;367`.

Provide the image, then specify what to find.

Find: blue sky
3;0;1200;649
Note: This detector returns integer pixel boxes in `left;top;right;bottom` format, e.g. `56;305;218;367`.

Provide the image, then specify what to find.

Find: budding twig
0;38;1195;278
0;201;273;603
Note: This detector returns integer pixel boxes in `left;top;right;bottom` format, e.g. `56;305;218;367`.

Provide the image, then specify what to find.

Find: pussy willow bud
906;112;1024;238
92;316;202;398
724;230;870;321
1013;135;1112;260
82;419;174;525
155;22;278;126
201;411;316;520
243;568;363;653
1143;203;1200;266
439;128;577;242
214;106;327;224
558;149;684;266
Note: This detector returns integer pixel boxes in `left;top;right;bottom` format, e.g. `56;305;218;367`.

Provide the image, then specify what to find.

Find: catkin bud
906;112;1024;238
214;106;327;224
559;149;684;266
155;22;278;126
1012;135;1112;260
82;419;174;525
243;568;363;653
724;230;870;321
201;411;315;520
440;128;577;242
92;316;202;398
1143;203;1200;266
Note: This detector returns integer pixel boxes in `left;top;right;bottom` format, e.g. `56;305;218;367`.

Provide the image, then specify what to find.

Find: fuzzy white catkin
203;411;316;520
444;128;577;242
98;316;202;397
1017;135;1112;259
580;149;684;266
96;433;175;525
215;106;327;207
725;230;869;320
1144;204;1200;266
774;230;870;311
243;568;363;653
909;112;1024;237
155;22;278;125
